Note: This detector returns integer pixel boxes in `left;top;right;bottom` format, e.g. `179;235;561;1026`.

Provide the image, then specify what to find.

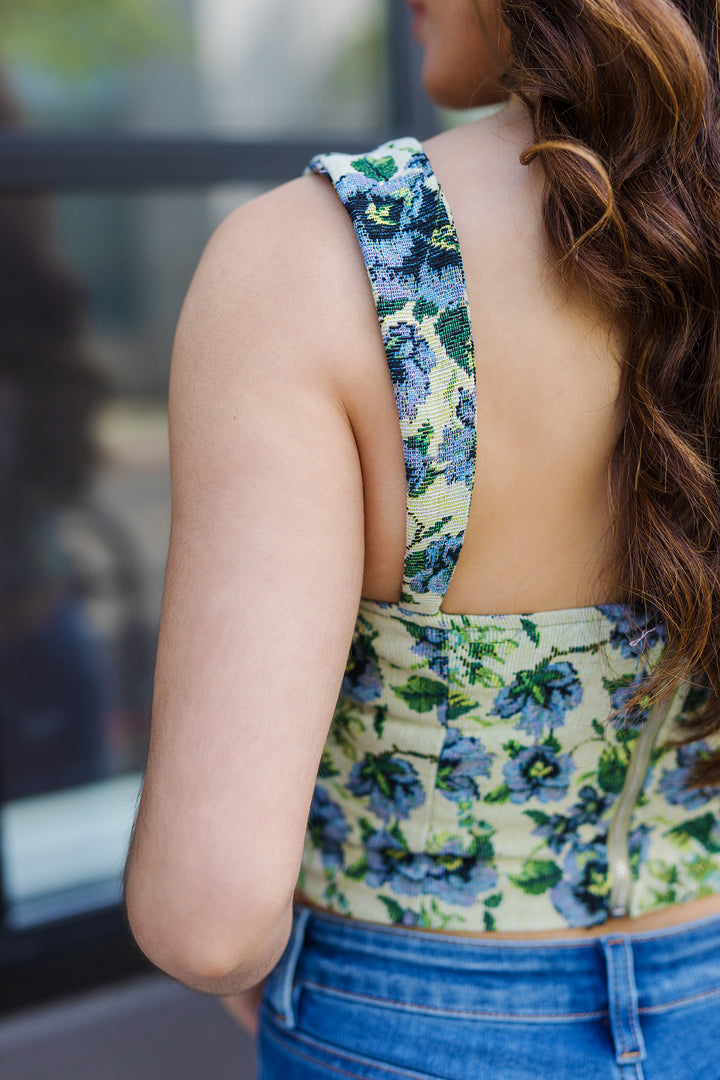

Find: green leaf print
358;816;376;844
467;829;494;862
323;879;350;912
345;857;369;880
648;860;680;885
431;222;460;255
484;911;496;931
484;893;503;908
509;859;563;895
373;706;387;740
467;637;519;661
420;514;453;543
351;155;399;181
598;746;626;793
592;718;607;738
413;298;439;321
377;296;407;319
651;887;678;907
318;750;339;779
502;740;525;760
520;618;541;647
388;820;409;848
542;732;562;754
393;676;447;713
378;896;406;923
524;810;551;826
463;638;517;688
466;663;505;689
435;307;473;374
331;704;366;761
667;813;720;854
447;688;477;721
687;855;718;882
405;422;440;497
485;782;511;804
404;550;429;579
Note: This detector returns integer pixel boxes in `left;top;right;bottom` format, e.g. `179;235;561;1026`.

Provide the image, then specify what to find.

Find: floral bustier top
297;138;719;932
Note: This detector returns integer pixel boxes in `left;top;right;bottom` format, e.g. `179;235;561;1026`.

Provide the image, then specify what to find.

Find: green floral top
297;138;719;931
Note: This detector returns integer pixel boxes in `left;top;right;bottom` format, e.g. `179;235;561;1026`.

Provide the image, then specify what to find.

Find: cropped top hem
299;138;719;934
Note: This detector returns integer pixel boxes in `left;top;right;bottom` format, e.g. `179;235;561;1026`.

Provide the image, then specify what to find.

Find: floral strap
307;138;477;615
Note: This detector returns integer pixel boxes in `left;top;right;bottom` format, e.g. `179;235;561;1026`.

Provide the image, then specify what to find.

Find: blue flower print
308;787;351;869
348;752;425;821
528;786;612;854
405;422;436;497
504;744;575;804
437;426;474;487
437;387;475;488
408;625;449;679
600;604;667;658
454;386;474;426
628;822;651;867
407;532;464;596
528;810;572;855
608;672;650;729
658;743;719;809
550;841;610;926
437;727;493;802
365;828;497;906
385;322;437;421
490;661;582;738
341;623;383;703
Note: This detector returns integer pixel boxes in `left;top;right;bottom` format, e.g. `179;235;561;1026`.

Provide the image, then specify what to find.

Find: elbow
124;867;293;991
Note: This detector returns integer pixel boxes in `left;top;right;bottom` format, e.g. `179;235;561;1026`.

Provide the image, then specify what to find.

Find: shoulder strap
306;139;477;615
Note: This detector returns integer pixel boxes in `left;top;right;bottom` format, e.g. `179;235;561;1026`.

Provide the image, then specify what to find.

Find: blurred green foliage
0;0;190;77
326;9;385;101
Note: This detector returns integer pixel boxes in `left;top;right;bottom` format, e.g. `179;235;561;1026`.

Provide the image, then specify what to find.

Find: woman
124;1;720;1076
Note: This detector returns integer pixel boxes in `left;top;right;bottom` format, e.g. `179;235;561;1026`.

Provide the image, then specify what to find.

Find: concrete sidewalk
0;973;254;1080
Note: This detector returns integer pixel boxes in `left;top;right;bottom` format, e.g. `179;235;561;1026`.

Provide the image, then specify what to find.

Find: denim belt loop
264;906;311;1030
601;936;647;1074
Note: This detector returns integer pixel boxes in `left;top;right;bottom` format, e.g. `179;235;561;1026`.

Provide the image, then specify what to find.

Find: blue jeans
257;903;720;1079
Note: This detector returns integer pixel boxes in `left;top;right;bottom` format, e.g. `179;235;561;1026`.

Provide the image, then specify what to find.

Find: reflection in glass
0;189;110;801
0;173;268;923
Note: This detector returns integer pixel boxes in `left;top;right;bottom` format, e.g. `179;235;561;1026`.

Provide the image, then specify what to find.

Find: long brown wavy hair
481;0;720;786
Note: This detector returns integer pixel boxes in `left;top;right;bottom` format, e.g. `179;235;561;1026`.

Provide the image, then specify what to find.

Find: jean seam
621;941;643;1058
298;977;606;1021
261;1015;441;1080
638;982;720;1014
609;940;632;1058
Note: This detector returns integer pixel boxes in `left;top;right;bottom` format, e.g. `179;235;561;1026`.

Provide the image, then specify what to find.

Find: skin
123;0;720;1039
408;0;509;108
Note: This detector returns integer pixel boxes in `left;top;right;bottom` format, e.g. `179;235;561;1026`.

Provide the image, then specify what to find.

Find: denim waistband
287;904;720;1020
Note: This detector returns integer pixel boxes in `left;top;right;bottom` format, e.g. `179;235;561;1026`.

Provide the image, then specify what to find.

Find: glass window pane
1;0;388;136
0;184;264;927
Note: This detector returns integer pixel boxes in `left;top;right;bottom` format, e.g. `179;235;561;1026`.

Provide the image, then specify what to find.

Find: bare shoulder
174;173;375;390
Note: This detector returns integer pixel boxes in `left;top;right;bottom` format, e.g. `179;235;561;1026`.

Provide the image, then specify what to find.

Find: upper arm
125;176;365;978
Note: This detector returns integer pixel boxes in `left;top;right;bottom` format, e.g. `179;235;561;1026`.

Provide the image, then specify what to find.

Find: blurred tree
0;0;189;77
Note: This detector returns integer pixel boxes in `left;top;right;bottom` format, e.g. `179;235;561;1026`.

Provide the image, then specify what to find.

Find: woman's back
292;130;718;935
124;0;720;1069
345;101;629;616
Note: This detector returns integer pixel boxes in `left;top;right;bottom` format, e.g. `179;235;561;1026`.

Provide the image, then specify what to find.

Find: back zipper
606;689;678;918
